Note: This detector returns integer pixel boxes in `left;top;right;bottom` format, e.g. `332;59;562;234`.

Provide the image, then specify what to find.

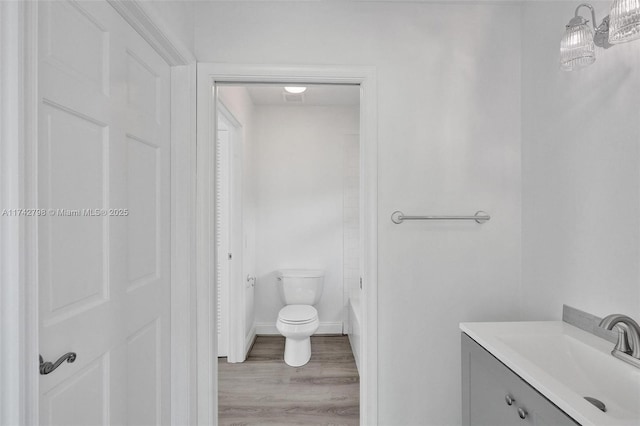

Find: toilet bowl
276;269;324;367
276;304;319;366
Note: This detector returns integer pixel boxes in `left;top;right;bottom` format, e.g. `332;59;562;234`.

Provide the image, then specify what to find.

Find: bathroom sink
460;321;640;426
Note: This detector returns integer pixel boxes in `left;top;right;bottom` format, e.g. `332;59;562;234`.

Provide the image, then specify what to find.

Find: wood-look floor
218;335;359;426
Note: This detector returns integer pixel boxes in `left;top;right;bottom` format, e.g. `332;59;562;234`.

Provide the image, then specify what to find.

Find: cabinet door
462;333;525;426
462;334;579;426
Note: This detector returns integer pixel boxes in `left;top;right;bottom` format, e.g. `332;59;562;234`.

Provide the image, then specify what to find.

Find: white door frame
196;63;379;426
0;2;39;425
0;1;197;424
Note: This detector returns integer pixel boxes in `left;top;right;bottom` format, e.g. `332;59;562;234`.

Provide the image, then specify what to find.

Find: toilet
276;269;324;367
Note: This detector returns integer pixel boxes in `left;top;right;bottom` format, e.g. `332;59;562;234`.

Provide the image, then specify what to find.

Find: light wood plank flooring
218;335;359;426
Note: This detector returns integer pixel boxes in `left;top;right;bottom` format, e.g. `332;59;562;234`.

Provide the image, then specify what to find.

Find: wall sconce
609;0;640;42
560;1;640;71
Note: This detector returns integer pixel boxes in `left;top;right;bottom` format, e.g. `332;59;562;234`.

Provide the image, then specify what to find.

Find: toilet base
283;336;311;367
276;309;319;367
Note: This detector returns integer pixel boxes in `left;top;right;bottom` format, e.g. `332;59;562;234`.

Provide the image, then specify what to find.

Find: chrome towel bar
391;210;490;224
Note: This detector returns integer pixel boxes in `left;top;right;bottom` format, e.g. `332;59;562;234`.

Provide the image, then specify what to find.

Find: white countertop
460;321;640;426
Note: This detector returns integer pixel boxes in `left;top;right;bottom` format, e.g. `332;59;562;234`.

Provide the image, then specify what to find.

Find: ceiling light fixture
561;1;640;71
284;86;307;94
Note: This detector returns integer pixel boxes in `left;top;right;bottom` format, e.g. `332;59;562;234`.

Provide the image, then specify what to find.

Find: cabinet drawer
462;333;579;426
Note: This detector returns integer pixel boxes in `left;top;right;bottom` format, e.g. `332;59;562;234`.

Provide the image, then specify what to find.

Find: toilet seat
278;305;318;324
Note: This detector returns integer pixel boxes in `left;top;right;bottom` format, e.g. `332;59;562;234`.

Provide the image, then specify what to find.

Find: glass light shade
560;22;596;71
609;0;640;43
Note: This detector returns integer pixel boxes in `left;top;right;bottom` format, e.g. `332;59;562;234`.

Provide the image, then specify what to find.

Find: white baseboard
244;324;256;358
255;321;344;335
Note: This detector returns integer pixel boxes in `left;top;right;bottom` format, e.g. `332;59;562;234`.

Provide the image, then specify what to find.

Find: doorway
196;64;378;426
216;82;362;424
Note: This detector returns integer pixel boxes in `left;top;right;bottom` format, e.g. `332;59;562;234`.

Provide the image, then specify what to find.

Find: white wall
521;1;640;320
253;105;359;331
195;3;522;424
217;86;258;340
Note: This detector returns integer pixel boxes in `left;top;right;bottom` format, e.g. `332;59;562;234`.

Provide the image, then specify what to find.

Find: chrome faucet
599;314;640;369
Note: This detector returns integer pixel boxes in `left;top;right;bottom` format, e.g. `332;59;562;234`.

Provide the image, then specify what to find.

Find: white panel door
216;126;230;357
37;1;171;425
228;114;244;362
215;112;244;361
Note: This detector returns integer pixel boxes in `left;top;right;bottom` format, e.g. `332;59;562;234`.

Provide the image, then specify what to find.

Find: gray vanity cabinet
462;333;579;426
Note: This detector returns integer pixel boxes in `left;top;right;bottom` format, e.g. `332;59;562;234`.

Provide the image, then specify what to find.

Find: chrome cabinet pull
517;407;528;419
505;395;515;406
39;352;77;375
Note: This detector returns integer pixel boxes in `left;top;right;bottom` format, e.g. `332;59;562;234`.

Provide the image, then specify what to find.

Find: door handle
246;274;256;287
39;352;77;375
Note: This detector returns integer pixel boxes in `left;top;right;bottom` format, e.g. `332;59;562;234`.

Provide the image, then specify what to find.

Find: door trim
107;0;195;66
170;63;198;425
0;1;39;425
196;63;379;426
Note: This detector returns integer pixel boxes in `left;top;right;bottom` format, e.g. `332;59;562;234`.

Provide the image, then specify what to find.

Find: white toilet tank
277;269;324;305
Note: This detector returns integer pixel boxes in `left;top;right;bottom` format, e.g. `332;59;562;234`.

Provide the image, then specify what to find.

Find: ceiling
243;85;360;106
